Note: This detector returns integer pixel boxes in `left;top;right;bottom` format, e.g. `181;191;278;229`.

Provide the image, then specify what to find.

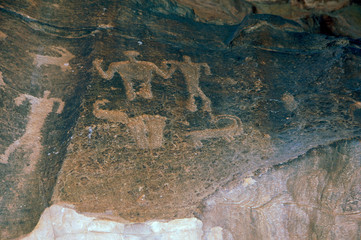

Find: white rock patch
21;204;203;240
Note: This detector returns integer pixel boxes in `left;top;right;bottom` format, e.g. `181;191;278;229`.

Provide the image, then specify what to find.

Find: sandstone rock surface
0;0;360;239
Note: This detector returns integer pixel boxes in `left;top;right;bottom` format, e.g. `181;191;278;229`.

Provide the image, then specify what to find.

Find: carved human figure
33;46;75;72
0;91;64;173
93;51;172;101
93;99;167;149
163;56;212;112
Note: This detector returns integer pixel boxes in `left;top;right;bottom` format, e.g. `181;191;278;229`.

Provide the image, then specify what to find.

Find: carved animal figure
33;46;75;72
93;99;129;124
187;115;243;148
162;56;212;113
93;51;173;101
93;99;167;149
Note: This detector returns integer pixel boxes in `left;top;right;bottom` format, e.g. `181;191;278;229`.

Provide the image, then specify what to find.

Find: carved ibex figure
33;46;75;72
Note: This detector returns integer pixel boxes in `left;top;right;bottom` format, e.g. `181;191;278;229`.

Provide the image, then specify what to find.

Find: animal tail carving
186;114;243;148
93;99;129;124
213;114;243;135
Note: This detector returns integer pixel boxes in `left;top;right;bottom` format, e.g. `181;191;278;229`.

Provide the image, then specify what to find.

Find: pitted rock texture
0;0;360;239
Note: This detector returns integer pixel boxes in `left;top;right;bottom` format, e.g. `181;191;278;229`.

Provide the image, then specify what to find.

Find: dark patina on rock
0;1;360;239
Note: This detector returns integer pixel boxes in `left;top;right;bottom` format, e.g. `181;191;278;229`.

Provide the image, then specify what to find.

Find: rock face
20;139;361;240
0;0;360;240
173;0;254;24
202;139;361;240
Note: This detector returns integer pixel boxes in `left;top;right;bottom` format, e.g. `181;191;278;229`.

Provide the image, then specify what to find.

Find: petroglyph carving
93;100;167;149
0;91;64;173
93;51;172;101
163;56;212;113
33;46;75;72
127;115;167;149
93;99;129;124
187;115;243;148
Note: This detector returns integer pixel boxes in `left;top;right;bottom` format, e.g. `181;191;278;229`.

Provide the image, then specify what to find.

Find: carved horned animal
33;46;75;72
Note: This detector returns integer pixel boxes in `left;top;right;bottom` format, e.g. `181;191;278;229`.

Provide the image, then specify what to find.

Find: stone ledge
20;204;204;240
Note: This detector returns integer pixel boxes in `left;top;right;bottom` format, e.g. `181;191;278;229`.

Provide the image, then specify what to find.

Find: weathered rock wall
202;138;361;240
0;3;90;238
19;138;361;239
0;0;360;239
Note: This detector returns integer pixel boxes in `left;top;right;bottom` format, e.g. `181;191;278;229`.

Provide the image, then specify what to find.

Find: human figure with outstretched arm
0;91;64;173
93;51;173;101
162;56;212;112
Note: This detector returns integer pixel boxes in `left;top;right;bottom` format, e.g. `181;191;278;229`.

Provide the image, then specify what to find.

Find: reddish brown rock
0;1;360;240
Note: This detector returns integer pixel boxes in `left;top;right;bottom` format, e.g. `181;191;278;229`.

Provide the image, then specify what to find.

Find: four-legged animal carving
187;115;243;148
33;46;75;72
93;53;245;148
